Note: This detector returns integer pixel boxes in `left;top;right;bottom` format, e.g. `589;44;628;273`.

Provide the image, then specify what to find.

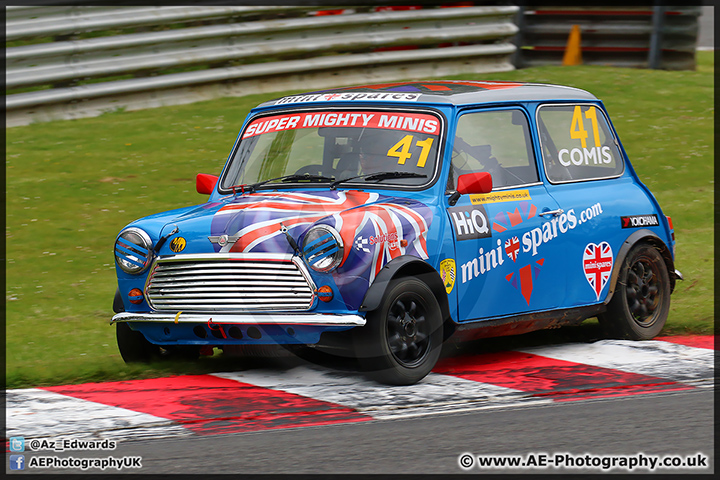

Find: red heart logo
504;236;520;262
583;242;613;301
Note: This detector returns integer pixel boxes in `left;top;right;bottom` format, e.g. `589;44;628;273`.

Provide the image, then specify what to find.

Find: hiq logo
9;455;25;470
9;437;25;452
448;205;491;241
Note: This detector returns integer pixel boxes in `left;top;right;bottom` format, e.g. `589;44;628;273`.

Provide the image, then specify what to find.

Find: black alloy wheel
600;243;670;340
355;278;443;385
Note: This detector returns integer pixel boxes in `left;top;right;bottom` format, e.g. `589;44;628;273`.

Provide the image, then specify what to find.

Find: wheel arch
359;256;453;337
605;229;676;304
113;288;125;313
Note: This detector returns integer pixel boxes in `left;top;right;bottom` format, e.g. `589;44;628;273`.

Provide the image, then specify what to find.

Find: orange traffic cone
562;24;583;66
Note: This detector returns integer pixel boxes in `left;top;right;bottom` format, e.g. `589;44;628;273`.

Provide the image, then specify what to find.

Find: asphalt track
58;388;714;475
6;332;715;475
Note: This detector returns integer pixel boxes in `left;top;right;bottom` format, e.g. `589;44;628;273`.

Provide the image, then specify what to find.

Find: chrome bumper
111;311;366;327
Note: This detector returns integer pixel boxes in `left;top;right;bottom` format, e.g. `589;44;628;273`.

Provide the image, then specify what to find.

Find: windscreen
220;109;442;191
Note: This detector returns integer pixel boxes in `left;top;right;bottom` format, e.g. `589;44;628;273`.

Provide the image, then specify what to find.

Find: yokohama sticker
621;214;660;228
583;241;613;301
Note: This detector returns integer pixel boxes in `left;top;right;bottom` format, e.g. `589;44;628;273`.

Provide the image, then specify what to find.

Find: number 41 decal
570;105;601;149
387;135;434;167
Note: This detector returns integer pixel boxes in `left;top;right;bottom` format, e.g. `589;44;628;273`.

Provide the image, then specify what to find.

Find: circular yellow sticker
169;237;187;253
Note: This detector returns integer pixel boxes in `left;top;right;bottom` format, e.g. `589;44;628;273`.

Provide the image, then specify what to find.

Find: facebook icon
9;455;25;470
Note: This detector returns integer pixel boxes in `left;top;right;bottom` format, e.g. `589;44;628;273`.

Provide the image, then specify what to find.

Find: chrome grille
145;254;315;312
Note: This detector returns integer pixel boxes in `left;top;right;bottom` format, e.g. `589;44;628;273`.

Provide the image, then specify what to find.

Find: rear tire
599;243;670;340
354;278;443;385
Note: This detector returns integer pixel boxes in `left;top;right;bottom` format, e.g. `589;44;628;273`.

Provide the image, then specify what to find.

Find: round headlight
114;227;153;274
302;225;344;272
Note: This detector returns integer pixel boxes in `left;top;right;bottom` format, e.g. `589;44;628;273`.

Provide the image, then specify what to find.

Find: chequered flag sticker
354;236;371;253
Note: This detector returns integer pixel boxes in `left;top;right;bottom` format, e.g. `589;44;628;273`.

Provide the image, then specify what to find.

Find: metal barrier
515;5;702;70
5;5;519;127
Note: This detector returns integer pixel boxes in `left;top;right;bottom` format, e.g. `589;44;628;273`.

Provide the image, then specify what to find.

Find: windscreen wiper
330;171;427;190
233;173;334;194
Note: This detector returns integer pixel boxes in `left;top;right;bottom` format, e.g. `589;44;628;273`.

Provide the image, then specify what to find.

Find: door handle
539;208;564;217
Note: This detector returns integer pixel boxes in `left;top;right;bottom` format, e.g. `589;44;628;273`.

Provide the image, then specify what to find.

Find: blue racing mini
112;80;682;385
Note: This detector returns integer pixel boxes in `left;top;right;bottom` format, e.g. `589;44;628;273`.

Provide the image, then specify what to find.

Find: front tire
355;278;443;385
116;322;157;363
599;243;670;340
116;323;201;362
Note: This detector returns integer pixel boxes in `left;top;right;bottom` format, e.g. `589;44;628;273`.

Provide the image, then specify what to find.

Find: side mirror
456;172;492;195
196;174;219;195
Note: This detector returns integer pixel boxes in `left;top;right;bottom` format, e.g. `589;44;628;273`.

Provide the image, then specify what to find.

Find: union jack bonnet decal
210;190;433;304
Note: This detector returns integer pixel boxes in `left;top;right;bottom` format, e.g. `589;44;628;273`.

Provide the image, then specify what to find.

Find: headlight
302;225;344;272
114;227;153;274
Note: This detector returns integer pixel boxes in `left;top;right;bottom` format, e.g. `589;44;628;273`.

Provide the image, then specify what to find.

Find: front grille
145;255;315;312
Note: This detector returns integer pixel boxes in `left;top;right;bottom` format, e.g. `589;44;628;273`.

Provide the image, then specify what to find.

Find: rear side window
537;104;624;183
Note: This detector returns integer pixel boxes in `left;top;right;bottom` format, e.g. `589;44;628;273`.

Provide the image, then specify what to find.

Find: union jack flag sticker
583;241;614;301
504;236;520;262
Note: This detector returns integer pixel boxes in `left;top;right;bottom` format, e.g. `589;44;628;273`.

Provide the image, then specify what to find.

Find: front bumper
111;311;366;327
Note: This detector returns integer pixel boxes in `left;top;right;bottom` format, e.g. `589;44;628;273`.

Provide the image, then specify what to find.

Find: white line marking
212;367;527;418
6;388;190;441
518;339;715;384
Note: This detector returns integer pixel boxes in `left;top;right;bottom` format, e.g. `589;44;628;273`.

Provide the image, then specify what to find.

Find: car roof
259;80;599;108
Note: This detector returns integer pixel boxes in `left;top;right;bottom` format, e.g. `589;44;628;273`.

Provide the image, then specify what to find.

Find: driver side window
451;109;538;190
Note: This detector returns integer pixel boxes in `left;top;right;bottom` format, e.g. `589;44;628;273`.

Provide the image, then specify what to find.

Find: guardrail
5;5;519;127
515;5;701;70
